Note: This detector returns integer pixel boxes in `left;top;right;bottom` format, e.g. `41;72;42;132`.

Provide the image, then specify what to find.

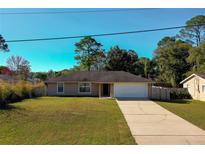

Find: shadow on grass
0;104;18;110
167;99;192;104
154;99;192;104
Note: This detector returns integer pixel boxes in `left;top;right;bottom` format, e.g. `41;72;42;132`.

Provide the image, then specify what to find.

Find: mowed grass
157;99;205;130
0;97;135;145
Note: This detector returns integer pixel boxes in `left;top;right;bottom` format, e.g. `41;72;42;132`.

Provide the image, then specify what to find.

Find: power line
6;24;205;43
0;8;157;15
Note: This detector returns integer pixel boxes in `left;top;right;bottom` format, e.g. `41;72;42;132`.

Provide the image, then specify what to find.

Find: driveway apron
116;99;205;144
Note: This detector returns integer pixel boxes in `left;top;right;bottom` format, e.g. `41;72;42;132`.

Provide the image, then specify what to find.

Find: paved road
116;99;205;145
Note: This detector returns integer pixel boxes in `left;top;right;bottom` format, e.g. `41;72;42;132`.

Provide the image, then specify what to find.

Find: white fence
151;86;170;101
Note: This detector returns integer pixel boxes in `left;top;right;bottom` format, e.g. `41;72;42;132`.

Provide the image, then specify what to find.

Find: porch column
99;83;101;97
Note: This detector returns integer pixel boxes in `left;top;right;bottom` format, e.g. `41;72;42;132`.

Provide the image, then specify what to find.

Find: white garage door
114;83;148;98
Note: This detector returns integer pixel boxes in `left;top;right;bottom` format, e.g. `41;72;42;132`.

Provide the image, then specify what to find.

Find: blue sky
0;8;205;72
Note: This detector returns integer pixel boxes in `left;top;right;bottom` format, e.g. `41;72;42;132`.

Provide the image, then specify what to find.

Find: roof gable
180;73;205;84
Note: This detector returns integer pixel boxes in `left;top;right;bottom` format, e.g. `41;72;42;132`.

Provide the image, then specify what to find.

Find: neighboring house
180;73;205;101
0;74;18;83
0;74;34;84
45;71;153;98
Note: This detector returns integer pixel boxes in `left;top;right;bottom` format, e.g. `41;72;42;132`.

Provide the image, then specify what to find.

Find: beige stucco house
180;73;205;101
45;71;153;99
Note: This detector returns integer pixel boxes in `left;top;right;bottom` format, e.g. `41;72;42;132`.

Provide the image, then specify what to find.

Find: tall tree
75;36;105;71
90;51;106;71
187;43;205;73
0;35;9;52
71;64;87;71
32;72;48;81
149;59;159;79
138;57;159;79
178;15;205;46
105;46;141;75
154;37;191;87
47;70;55;79
55;69;71;77
138;57;151;78
7;56;31;80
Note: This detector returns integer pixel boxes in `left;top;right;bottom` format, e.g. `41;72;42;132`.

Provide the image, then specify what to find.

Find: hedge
170;88;192;99
0;81;45;108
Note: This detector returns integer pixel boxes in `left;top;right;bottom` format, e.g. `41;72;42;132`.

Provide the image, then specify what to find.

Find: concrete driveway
116;99;205;144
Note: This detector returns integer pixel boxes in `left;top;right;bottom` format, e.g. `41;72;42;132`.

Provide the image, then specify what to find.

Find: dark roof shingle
196;73;205;79
45;71;152;83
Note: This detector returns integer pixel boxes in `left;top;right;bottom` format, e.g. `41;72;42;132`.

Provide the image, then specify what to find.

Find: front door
103;84;110;97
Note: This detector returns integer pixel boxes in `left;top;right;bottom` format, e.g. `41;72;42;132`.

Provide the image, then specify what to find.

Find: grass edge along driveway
0;97;135;145
157;99;205;131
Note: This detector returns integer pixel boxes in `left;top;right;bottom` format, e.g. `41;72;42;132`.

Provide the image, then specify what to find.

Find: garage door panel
114;83;148;98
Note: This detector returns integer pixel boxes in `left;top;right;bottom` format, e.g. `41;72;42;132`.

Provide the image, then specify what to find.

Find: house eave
45;81;154;84
180;73;205;84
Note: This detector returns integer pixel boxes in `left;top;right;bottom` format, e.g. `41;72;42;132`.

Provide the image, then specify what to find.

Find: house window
79;82;91;93
202;85;205;93
57;83;64;93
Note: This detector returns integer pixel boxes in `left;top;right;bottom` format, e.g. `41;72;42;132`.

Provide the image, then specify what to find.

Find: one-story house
0;74;18;83
0;74;34;84
45;71;153;98
180;73;205;101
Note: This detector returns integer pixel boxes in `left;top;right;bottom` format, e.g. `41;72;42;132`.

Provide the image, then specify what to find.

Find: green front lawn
0;97;135;145
157;99;205;130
